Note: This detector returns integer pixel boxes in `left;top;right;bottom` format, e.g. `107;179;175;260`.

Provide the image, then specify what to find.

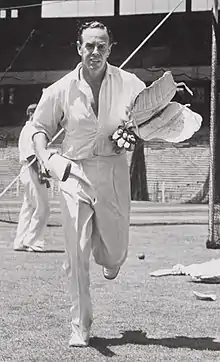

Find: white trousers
14;165;50;249
59;154;130;339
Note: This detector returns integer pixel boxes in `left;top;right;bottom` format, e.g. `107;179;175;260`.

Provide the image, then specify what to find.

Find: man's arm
31;85;63;142
31;84;63;163
32;131;58;173
32;132;49;161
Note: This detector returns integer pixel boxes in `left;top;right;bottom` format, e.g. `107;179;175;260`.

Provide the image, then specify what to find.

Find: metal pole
114;0;119;16
208;0;219;244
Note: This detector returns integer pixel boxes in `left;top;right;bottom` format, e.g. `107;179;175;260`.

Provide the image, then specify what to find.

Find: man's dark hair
77;21;114;45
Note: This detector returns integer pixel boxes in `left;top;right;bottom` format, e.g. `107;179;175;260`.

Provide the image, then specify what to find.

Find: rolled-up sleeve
32;85;63;141
18;122;36;163
126;74;146;110
130;74;146;108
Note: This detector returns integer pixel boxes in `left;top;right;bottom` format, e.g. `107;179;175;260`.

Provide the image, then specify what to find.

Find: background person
13;103;50;252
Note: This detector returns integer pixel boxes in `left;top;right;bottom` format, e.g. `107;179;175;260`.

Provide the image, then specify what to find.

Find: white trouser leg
19;167;49;248
80;156;130;269
13;191;34;249
60;176;94;341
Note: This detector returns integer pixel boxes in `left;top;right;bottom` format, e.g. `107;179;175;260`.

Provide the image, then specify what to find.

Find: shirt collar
105;63;113;77
73;62;113;83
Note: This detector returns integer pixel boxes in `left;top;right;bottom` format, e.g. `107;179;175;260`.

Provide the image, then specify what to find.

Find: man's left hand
109;126;137;153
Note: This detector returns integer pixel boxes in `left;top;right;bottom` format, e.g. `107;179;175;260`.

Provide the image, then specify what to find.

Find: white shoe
14;245;32;252
68;331;89;347
29;245;44;252
103;266;120;280
14;245;44;252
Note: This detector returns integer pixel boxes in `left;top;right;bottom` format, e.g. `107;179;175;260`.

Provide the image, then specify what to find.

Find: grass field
1;222;220;361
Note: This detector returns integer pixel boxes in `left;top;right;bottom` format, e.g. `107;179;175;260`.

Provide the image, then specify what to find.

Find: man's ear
77;41;82;56
107;43;113;58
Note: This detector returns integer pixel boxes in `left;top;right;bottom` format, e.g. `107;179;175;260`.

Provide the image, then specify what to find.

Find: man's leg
14;166;34;250
30;183;49;251
23;168;49;249
91;156;130;274
92;202;129;279
60;176;94;346
13;191;34;250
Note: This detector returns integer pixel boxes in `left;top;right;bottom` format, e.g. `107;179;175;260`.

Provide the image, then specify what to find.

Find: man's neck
82;64;107;88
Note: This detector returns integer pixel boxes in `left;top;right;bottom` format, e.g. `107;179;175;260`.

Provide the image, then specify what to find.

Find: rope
0;1;63;11
119;0;184;69
0;29;35;84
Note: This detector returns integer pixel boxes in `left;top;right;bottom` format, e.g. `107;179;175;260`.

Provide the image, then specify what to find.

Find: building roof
41;0;218;18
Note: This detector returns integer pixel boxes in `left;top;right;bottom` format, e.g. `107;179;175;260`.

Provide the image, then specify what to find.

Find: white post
16;178;19;197
155;181;159;202
162;181;165;203
51;179;54;198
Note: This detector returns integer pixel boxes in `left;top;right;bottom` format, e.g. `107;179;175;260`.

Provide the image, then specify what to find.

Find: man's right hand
38;162;51;188
33;132;70;182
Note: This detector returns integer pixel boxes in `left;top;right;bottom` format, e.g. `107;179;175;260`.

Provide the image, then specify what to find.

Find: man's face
77;27;112;75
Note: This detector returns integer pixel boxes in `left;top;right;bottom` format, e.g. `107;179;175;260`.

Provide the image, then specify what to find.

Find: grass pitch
1;223;220;361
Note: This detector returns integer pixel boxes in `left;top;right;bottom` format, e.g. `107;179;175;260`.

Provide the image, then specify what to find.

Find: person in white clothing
31;21;145;347
13;103;50;252
31;19;203;347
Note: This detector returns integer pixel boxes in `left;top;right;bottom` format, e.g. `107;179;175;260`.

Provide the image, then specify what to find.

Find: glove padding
38;148;92;185
38;149;71;182
109;126;137;154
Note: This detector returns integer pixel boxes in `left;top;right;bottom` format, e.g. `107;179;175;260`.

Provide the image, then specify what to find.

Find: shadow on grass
14;249;65;254
90;330;220;357
37;250;65;253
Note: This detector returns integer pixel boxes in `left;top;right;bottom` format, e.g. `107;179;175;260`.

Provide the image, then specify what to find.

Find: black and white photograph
0;0;220;361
